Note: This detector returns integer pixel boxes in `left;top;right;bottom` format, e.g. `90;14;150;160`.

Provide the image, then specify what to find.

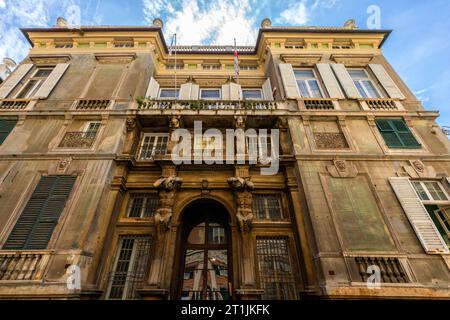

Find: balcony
0;251;51;281
0;99;33;111
73;99;111;110
58;131;97;148
137;99;278;111
354;256;409;283
358;98;404;111
298;98;339;111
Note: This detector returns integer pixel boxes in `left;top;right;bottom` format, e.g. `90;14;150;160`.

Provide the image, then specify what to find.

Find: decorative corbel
327;160;358;178
228;177;254;233
234;116;246;130
153;176;183;238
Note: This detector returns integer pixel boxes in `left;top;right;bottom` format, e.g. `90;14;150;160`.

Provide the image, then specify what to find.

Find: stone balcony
0;99;34;111
0;251;52;281
357;98;404;111
137;99;279;111
297;98;340;111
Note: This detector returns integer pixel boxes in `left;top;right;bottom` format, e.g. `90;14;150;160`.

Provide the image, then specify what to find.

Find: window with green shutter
3;175;76;250
376;119;421;148
0;119;17;145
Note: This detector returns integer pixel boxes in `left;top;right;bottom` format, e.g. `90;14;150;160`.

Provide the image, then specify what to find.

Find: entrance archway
175;199;232;300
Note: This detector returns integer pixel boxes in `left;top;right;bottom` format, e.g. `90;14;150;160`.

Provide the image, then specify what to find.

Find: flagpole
234;38;240;102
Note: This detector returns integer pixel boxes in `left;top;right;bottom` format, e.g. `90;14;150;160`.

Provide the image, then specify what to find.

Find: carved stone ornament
153;176;183;237
125;118;136;132
276;117;289;131
327;160;358;178
234;116;246;130
228;177;254;232
403;160;437;178
169;116;181;129
57;157;72;174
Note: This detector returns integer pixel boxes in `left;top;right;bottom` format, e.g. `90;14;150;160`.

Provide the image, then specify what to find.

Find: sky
0;0;449;126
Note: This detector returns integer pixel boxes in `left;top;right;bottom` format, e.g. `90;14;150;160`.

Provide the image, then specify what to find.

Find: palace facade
0;18;449;300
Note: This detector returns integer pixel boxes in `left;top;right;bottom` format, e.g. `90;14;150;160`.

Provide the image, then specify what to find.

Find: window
114;42;134;48
253;195;284;220
0;119;17;145
376;119;421;148
106;236;152;300
242;89;263;100
3;175;76;250
166;64;184;70
159;88;179;99
126;193;159;218
246;134;274;160
16;67;53;99
256;237;297;300
349;69;382;98
240;65;258;71
294;69;324;98
202;64;221;70
200;89;221;100
84;122;101;139
55;43;73;48
412;181;449;202
139;134;169;159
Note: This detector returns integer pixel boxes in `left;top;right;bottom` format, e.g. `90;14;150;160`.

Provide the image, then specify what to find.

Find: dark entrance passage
176;200;232;300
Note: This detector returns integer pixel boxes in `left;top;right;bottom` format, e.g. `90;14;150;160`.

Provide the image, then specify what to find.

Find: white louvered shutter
0;64;33;99
145;77;160;99
179;83;192;100
389;177;449;254
331;64;360;99
262;78;274;100
191;83;199;100
34;63;70;99
369;64;405;99
230;82;242;100
316;64;345;99
278;63;300;99
221;83;230;100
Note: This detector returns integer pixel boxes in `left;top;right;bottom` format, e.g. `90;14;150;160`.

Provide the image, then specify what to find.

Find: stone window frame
48;116;107;154
13;66;54;99
368;116;431;156
293;67;326;98
251;192;291;224
118;190;160;221
303;115;358;154
136;132;170;161
347;67;384;99
252;231;301;300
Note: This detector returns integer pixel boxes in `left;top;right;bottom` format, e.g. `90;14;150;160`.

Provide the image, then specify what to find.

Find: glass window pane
253;195;284;220
354;81;368;98
208;226;226;244
424;182;448;201
297;80;310;97
207;250;228;300
16;80;38;98
34;69;52;77
362;80;380;98
242;89;262;100
188;223;206;244
307;80;323;98
159;89;179;98
201;89;221;99
412;182;430;201
348;70;368;79
182;250;205;300
294;70;314;78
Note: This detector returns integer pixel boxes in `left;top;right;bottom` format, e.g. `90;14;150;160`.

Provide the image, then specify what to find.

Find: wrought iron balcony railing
58;131;97;148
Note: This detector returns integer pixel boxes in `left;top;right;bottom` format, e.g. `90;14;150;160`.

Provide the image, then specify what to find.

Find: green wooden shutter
0;119;17;145
376;119;421;148
3;175;76;250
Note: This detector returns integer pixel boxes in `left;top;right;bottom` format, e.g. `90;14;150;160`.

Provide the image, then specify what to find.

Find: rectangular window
166;64;184;70
84;122;101;139
376;119;421;148
294;69;324;98
200;89;221;100
240;65;258;71
349;69;382;98
3;175;76;250
425;205;450;247
412;181;449;202
16;67;53;99
159;88;179;99
256;237;297;300
126;193;159;218
242;89;263;100
0;119;17;145
253;195;284;220
114;42;134;48
202;64;221;70
55;43;73;48
106;236;152;300
139;134;169;160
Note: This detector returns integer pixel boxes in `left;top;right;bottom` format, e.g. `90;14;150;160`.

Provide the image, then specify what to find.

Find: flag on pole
233;39;239;80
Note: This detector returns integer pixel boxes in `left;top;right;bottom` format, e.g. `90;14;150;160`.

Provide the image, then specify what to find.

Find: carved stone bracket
327;160;358;178
228;177;254;233
402;160;437;178
153;176;183;238
125;117;136;132
234;116;246;130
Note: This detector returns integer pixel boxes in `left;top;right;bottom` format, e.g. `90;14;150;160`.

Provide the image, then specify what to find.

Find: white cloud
0;0;103;63
276;1;309;25
142;0;258;45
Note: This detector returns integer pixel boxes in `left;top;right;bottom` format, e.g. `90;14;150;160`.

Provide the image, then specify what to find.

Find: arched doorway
175;199;232;300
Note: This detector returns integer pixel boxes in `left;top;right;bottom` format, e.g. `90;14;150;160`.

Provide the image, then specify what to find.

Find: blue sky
0;0;449;126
